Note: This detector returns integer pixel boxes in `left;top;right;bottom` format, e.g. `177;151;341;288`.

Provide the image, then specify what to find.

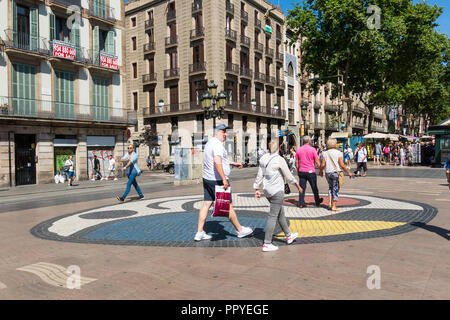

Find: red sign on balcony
100;53;119;70
52;40;76;60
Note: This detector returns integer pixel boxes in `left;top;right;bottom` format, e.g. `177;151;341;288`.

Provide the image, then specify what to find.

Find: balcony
3;29;49;58
313;121;325;130
0;96;136;125
224;62;239;75
265;75;276;86
352;122;366;129
143;42;155;54
241;10;248;24
254;41;263;54
325;103;339;112
167;10;176;23
224;102;285;119
276;52;283;62
192;1;202;14
276;78;285;88
265;47;274;58
85;50;120;72
325;121;339;131
254;71;265;84
373;112;385;120
143;102;202;117
142;73;157;85
240;66;253;79
226;2;234;15
352;105;367;113
88;0;116;24
276;30;282;41
240;35;250;47
255;19;262;31
190;28;205;40
165;36;178;48
145;19;154;30
372;124;386;132
189;62;207;74
225;28;237;42
48;0;82;10
164;68;180;80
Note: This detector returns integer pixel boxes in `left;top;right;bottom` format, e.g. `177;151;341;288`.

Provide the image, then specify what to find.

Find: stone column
36;132;54;184
260;119;267;151
77;134;88;181
233;115;243;163
0;130;13;187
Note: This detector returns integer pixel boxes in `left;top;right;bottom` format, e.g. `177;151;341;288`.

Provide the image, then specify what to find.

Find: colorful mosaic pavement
31;193;438;247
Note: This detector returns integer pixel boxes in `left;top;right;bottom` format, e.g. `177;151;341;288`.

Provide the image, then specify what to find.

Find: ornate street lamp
200;80;227;134
251;98;257;112
301;103;308;138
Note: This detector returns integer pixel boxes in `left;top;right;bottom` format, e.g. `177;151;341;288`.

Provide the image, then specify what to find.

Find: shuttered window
12;62;36;116
54;70;75;119
92;77;109;121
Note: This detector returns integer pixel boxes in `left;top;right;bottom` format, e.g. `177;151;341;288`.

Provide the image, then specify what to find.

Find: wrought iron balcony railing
240;34;250;47
0;96;136;124
143;42;155;54
190;28;205;39
240;66;253;78
241;10;248;23
143;102;202;116
254;71;266;83
142;73;157;84
254;41;263;53
255;19;262;31
192;1;202;14
145;19;154;30
165;36;178;47
226;2;234;14
265;75;276;86
265;47;274;57
225;62;239;74
164;68;180;79
167;10;176;22
89;0;116;22
225;28;237;41
189;62;207;74
3;29;49;56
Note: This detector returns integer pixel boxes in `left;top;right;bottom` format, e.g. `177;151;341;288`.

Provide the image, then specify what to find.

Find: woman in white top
254;139;303;252
319;139;353;211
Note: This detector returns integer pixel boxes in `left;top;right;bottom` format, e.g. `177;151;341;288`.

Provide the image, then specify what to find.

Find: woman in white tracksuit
254;139;303;252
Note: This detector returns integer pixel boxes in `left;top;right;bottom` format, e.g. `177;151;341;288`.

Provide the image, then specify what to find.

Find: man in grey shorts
194;124;254;241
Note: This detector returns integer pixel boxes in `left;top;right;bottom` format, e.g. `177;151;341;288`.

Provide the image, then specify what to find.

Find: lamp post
158;99;164;114
301;103;308;142
200;80;228;136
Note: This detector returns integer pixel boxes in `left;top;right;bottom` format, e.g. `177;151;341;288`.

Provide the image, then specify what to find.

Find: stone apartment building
125;0;286;166
0;0;134;187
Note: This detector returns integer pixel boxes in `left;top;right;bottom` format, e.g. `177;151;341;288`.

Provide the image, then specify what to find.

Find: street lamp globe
158;99;164;114
274;103;279;110
208;80;218;97
251;98;256;112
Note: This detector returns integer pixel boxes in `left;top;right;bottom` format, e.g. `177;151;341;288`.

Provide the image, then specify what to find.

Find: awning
400;135;419;141
330;132;352;139
386;134;399;141
363;132;387;139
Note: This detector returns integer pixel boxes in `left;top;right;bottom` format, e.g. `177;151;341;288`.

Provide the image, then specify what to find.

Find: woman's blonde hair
269;139;279;153
326;138;337;149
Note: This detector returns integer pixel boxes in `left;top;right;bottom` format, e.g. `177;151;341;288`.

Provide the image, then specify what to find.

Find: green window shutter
92;77;109;120
106;30;115;55
72;22;80;60
55;70;75;119
11;63;36;116
93;26;99;64
12;0;17;45
49;13;55;42
30;7;38;52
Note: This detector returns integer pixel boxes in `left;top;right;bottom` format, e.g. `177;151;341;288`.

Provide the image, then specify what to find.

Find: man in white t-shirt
64;155;75;186
355;143;368;177
107;154;117;180
195;124;254;241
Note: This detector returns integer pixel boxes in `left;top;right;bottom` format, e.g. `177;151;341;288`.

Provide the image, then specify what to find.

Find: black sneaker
116;196;124;202
139;195;144;200
315;198;324;207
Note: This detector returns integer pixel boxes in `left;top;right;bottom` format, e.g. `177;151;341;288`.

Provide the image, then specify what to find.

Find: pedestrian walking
374;142;382;166
399;144;406;166
295;136;324;208
319;139;354;211
344;144;353;170
355;143;368;176
254;139;303;252
384;144;391;164
64;155;75;186
444;155;450;189
194;124;253;241
92;155;103;180
116;144;144;202
107;154;117;180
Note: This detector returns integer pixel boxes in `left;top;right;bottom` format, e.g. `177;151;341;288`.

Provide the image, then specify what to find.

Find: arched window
288;62;294;77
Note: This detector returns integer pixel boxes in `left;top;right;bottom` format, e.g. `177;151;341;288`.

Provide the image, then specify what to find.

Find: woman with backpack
254;139;303;252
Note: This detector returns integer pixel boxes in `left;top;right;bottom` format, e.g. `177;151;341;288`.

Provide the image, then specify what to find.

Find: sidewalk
0;170;172;198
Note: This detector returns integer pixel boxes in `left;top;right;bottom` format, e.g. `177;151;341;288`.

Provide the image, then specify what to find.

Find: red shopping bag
212;186;231;217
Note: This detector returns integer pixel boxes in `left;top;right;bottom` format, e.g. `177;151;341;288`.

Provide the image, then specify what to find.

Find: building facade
125;0;286;166
0;0;134;187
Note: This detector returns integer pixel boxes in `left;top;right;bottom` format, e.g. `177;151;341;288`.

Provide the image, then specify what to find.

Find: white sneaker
262;243;279;252
194;231;212;241
286;232;298;244
237;226;253;238
114;178;118;181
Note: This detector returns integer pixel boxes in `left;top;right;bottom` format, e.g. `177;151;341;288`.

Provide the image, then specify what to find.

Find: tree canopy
286;0;449;131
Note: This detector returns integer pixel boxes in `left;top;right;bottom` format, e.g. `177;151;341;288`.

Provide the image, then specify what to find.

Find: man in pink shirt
295;136;324;208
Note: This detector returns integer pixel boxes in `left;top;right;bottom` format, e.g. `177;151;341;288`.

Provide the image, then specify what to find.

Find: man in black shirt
93;155;102;180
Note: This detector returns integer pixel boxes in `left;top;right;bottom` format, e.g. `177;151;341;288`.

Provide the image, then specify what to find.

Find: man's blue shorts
68;171;75;178
203;178;232;203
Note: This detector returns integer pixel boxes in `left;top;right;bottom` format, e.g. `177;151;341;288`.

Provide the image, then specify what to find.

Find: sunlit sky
277;0;449;36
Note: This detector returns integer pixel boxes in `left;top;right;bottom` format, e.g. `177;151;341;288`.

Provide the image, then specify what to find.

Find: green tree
287;0;449;133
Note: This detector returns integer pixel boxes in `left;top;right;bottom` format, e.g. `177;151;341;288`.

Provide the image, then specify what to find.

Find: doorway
15;134;36;185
